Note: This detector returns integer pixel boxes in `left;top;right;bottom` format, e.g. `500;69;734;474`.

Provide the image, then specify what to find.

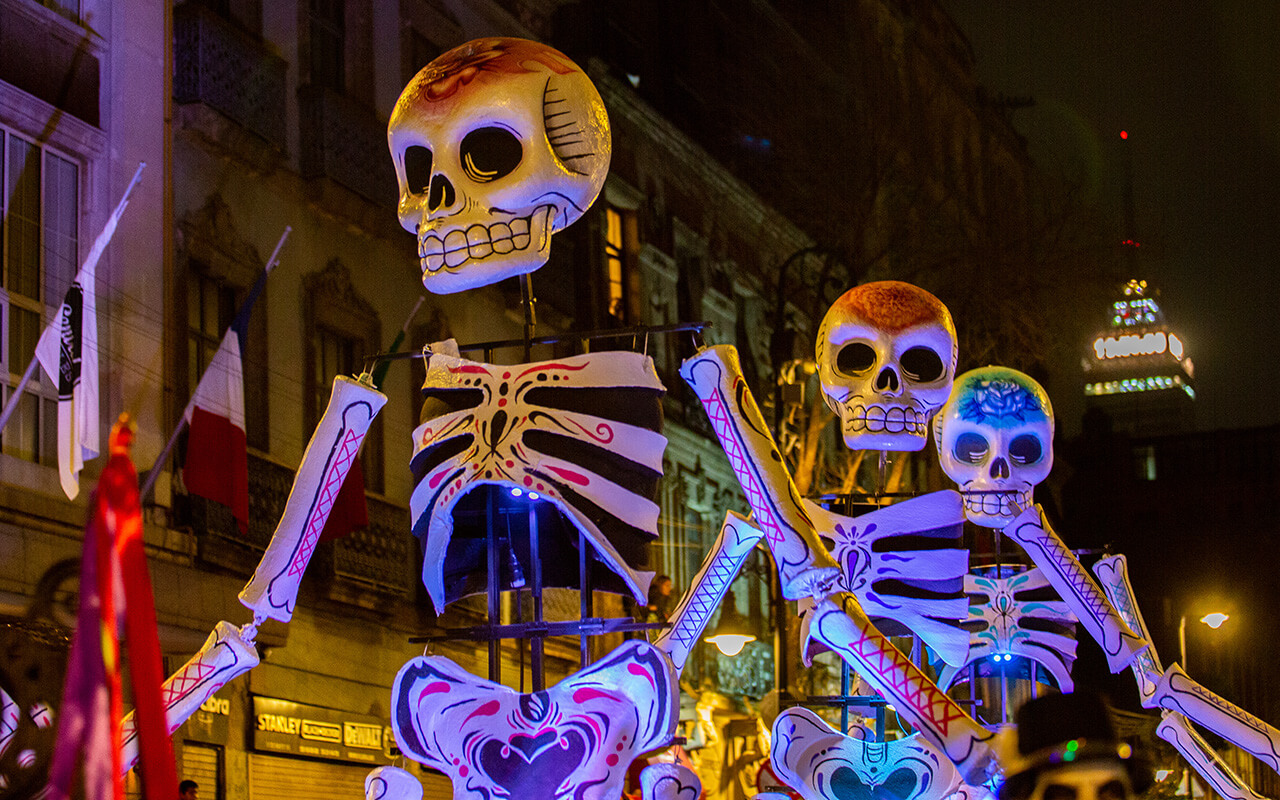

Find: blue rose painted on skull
958;379;1043;426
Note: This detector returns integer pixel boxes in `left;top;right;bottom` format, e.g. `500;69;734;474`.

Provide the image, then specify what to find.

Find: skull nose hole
990;457;1010;480
428;174;455;210
875;367;900;393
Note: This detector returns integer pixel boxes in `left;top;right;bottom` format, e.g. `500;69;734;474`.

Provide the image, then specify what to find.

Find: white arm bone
240;375;387;622
1156;664;1280;775
120;621;258;774
1158;711;1271;800
679;346;840;599
654;510;764;672
1003;506;1147;672
1092;554;1164;706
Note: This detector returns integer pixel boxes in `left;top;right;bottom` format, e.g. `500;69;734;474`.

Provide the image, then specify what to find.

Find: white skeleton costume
771;707;962;800
681;346;997;786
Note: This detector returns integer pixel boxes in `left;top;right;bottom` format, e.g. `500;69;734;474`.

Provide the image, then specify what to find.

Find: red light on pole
1120;130;1129;140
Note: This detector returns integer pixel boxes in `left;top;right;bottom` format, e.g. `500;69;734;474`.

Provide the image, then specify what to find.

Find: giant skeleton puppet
933;367;1147;674
679;283;1000;790
730;282;982;800
382;39;781;799
937;369;1280;797
930;367;1081;695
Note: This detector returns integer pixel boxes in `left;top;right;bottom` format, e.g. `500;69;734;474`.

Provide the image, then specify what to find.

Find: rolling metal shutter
248;753;453;799
182;743;222;800
125;743;222;800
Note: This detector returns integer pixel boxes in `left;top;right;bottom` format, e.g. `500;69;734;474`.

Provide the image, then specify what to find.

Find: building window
0;4;100;126
45;0;81;23
303;260;383;493
604;205;638;322
308;0;345;92
177;196;273;454
605;207;625;318
1134;444;1157;481
312;326;356;421
1;130;78;466
311;326;383;494
186;271;236;399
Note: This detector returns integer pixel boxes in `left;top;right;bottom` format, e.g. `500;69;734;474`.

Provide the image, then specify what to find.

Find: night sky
943;1;1280;434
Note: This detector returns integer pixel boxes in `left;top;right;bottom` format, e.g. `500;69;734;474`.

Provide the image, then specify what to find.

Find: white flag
30;163;144;499
34;258;99;500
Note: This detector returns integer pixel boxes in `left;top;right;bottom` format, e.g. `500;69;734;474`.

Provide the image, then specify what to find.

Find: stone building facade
0;1;1039;798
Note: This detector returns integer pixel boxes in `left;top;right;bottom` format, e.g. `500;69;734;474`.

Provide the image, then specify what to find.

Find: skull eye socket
836;342;876;375
460;126;523;183
900;346;945;383
954;432;989;464
1009;434;1043;465
404;146;434;194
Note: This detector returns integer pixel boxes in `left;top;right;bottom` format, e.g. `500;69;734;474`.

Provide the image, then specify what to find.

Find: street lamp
705;590;757;656
1179;611;1229;671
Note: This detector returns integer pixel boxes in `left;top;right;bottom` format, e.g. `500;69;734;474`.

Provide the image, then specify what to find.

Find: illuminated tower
1083;278;1195;435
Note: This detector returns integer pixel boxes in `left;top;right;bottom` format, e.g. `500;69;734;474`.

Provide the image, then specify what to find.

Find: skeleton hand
782;563;843;601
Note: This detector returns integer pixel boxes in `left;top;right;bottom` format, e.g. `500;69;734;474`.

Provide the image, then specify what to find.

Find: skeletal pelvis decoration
771;707;962;800
933;367;1053;528
410;341;666;612
389;38;611;294
937;568;1078;693
390;640;677;800
817;282;957;452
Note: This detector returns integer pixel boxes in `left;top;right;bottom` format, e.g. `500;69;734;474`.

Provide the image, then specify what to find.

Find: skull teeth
844;404;926;434
417;206;550;274
962;489;1031;519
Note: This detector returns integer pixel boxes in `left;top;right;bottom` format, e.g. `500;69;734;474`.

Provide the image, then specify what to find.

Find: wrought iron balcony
298;85;397;206
173;3;287;149
186;452;415;600
330;495;415;597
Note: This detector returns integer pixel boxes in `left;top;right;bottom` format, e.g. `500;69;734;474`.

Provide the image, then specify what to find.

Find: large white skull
388;38;611;294
933;367;1054;528
816;281;957;451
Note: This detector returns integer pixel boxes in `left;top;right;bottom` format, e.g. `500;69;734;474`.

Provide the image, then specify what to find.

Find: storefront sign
252;696;393;765
182;690;231;744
